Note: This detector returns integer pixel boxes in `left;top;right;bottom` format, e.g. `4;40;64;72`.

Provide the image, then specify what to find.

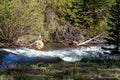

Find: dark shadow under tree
107;0;120;53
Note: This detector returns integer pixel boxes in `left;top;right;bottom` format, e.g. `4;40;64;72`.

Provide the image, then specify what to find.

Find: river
0;45;119;72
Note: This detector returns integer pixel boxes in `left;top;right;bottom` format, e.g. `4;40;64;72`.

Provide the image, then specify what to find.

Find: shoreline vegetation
0;0;110;49
0;0;118;52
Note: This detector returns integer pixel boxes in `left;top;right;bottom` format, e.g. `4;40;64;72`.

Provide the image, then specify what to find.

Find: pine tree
62;0;85;27
107;0;120;53
83;0;111;25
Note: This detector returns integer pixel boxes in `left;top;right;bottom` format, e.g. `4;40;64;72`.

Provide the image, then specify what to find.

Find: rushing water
0;46;108;62
0;45;119;72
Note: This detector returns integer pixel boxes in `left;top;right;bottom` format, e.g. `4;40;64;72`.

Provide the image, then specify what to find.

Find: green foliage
107;0;120;52
0;0;11;27
61;0;85;27
83;0;113;27
0;0;117;45
0;0;44;43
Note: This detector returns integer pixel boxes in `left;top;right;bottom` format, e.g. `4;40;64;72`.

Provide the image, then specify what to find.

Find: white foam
0;46;106;62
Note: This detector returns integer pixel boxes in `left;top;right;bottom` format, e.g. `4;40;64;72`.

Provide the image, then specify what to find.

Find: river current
0;45;118;72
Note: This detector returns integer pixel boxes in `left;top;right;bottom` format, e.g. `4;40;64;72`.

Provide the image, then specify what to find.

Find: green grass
0;60;120;80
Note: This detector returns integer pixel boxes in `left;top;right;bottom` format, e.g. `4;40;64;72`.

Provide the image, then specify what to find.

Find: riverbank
0;59;120;80
0;27;107;50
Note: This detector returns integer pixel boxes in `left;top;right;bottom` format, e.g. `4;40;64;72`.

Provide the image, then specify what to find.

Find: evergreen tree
107;0;120;53
83;0;111;25
62;0;85;27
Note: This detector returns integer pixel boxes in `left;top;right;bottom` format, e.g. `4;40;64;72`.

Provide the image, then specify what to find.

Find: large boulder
30;40;44;50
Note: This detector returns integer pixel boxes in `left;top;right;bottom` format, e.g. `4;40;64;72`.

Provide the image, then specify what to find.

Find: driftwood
73;33;105;46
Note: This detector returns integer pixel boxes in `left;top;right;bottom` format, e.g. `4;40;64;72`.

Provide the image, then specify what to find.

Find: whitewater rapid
0;46;109;63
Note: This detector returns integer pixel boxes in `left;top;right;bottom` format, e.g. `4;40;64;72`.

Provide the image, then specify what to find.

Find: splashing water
0;46;106;63
0;45;119;72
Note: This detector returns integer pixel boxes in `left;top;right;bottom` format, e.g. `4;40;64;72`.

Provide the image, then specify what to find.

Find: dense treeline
106;0;120;53
0;0;118;47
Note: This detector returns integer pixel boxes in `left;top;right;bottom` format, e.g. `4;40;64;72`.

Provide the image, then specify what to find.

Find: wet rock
30;40;44;50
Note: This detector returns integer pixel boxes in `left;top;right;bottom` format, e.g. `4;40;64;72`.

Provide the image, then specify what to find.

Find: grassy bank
0;60;120;80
